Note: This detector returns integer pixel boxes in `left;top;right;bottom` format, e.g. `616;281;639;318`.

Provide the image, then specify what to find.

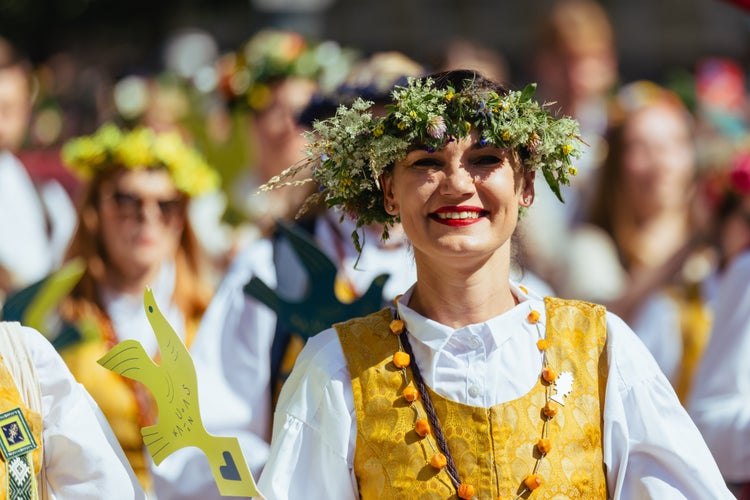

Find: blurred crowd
0;0;749;497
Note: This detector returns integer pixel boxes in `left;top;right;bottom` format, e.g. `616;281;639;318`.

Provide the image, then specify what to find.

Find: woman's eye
473;155;502;166
412;157;441;167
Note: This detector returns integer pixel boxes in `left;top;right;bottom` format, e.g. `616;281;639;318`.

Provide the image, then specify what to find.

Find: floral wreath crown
261;72;585;247
219;29;354;112
61;123;220;198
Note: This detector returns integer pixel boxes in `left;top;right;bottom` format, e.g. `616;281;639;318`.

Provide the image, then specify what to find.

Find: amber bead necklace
389;300;560;500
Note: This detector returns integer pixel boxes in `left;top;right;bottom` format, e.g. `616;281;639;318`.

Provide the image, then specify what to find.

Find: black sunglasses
109;190;184;222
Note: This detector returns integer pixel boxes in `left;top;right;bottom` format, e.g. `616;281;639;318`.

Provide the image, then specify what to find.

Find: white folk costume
689;250;750;487
0;322;144;499
257;283;733;499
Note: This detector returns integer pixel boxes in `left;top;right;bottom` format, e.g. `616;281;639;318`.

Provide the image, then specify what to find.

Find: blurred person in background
688;144;750;498
105;29;250;282
0;36;76;302
560;81;711;401
439;37;509;86
2;123;219;495
216;29;355;248
521;0;620;291
148;51;423;500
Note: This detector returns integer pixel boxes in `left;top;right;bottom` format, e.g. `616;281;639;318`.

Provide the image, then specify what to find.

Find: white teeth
436;211;480;220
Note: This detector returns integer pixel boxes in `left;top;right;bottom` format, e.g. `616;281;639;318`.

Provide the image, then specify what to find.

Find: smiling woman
256;70;734;499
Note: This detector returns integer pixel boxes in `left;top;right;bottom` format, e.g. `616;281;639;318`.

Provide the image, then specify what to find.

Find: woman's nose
439;162;474;195
137;199;164;224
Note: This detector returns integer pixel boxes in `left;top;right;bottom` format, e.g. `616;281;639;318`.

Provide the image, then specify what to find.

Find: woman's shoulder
0;322;74;395
539;299;665;389
0;322;52;359
274;327;352;420
599;310;669;390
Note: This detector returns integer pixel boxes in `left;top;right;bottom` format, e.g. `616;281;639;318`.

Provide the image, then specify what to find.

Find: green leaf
520;83;537;103
542;166;565;203
351;229;362;255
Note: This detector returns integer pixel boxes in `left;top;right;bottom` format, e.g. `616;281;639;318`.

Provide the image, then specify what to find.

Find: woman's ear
381;172;399;215
519;170;536;208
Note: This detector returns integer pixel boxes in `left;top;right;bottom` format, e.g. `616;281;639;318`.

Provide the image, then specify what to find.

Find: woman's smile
430;205;489;226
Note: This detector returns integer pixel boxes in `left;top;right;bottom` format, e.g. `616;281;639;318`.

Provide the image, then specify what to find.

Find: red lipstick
430;206;487;226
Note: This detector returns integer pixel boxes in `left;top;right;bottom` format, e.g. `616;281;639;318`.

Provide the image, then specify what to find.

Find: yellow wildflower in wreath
62;123;220;198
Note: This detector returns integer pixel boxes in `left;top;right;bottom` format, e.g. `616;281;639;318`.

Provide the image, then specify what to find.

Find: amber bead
524;473;543;490
402;386;419;402
537;438;552;454
536;339;549;351
429;452;447;469
541;366;557;383
542;401;558;418
393;351;410;368
527;310;540;323
457;483;475;499
389;319;405;335
415;418;431;437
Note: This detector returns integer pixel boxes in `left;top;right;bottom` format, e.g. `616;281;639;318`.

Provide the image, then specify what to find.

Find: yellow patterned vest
337;298;608;499
666;284;713;404
0;356;42;499
60;315;199;492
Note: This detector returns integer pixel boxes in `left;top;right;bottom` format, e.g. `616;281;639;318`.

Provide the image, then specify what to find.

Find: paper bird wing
98;339;159;386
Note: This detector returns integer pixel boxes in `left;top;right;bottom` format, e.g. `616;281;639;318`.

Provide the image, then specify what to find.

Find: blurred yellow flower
61;124;219;197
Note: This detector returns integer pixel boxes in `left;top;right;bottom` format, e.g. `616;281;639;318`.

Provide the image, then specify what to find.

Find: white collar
394;281;546;354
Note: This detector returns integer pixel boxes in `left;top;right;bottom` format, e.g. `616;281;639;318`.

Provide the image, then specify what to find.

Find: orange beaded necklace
389;299;561;499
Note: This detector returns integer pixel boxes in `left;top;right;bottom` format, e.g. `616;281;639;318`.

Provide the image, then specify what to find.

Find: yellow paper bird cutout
98;288;261;498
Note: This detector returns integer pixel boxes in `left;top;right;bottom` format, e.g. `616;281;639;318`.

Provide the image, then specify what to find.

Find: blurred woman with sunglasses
3;123;219;494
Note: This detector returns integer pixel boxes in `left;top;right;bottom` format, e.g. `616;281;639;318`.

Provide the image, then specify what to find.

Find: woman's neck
408;249;516;328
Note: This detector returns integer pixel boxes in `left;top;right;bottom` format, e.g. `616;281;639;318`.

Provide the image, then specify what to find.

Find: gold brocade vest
60;315;199;492
0;356;42;499
337;298;609;499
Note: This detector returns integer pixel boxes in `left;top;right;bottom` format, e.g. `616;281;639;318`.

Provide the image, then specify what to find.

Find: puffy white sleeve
602;313;734;498
21;325;146;499
151;241;277;499
688;251;750;483
257;329;358;500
